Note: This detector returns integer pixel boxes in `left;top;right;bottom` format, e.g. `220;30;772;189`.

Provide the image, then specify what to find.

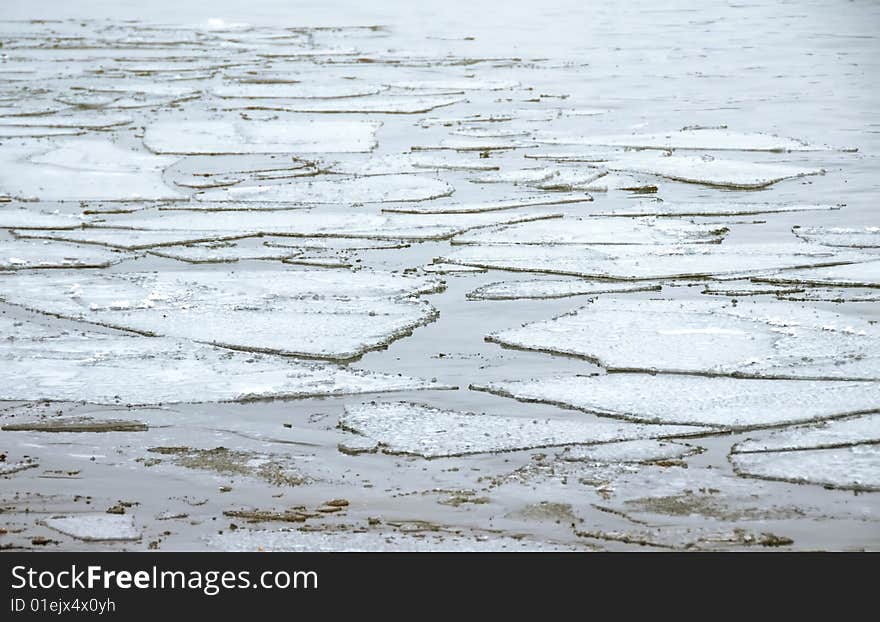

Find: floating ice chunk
0;208;86;230
792;226;880;248
731;445;880;491
702;281;803;297
101;205;563;241
471;168;558;184
536;129;826;152
230;96;463;114
2;416;148;432
0;127;83;137
605;153;823;189
13;229;254;250
144;120;380;154
411;137;530;152
594;202;838;217
0;269;441;361
0;316;450;404
734;415;880;453
441;242;863;280
756;261;880;288
474;375;880;429
381;195;591;214
0;239;127;270
264;237;408;251
423;262;486;274
451;217;726;246
0;458;38;475
195;174;453;204
562;440;702;463
83;82;202;97
339;401;709;458
466;279;661;300
148;242;300;263
43;514;140;541
210;529;576;552
775;287;880;303
574;173;657;193
387;79;519;91
213;83;386;99
0;139;183;201
0;113;132;128
531;169;606;191
485;298;880;379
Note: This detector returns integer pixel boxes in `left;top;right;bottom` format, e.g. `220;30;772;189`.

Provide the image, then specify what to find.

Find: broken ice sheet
95;205;563;242
228;95;464;114
12;229;255;250
755;260;880;288
702;281;803;297
423;262;486;274
0;208;87;230
212;83;387;98
775;287;880;303
731;445;880;492
0;113;132;129
593;202;837;218
603;153;823;189
0;139;184;201
474;375;880;429
485;298;880;380
194;174;454;204
339;402;709;458
450;217;727;246
209;529;577;552
42;514;140;542
386;79;520;92
0;316;449;404
470;167;558;184
562;440;703;463
143;120;380;154
147;241;301;263
0;127;84;138
441;242;866;280
0;239;129;270
0;269;441;361
466;279;661;301
535;128;827;152
381;195;592;214
793;226;880;248
734;415;880;453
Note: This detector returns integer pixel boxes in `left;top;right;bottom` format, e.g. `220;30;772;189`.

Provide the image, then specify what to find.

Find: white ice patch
0;239;128;270
42;514;140;541
793;226;880;248
733;415;880;453
212;83;386;99
486;298;880;380
0;269;441;361
339;401;709;458
0;316;450;404
475;375;880;429
228;95;463;114
0;139;183;201
13;229;255;250
756;260;880;288
144;120;380;154
536;128;825;152
731;445;880;491
382;195;590;214
562;439;702;463
594;202;837;217
466;279;660;300
1;208;86;230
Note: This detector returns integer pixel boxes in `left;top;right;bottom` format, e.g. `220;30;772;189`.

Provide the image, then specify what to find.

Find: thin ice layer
212;83;386;98
0;316;450;404
144;120;380;154
441;243;865;280
194;174;454;203
382;195;591;214
14;229;256;250
339;401;709;458
536;129;824;152
466;279;661;300
0;139;183;201
793;226;880;248
0;270;441;361
486;298;880;380
0;208;87;230
594;202;837;217
0;239;128;270
733;415;880;453
756;261;880;288
450;217;725;245
562;440;702;463
474;375;880;429
42;514;140;541
605;153;823;189
229;95;463;114
731;445;880;491
148;242;300;263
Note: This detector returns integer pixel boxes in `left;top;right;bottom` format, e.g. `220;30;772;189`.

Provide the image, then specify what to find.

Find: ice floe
466;279;661;300
147;241;301;263
792;226;880;248
755;260;880;288
382;194;591;214
442;242;865;280
562;440;703;463
212;83;386;99
0;269;441;360
42;514;140;542
12;228;255;250
0;316;450;404
144;120;380;154
593;202;837;217
485;298;880;380
229;95;463;114
0;139;183;201
338;401;709;458
474;375;880;429
731;445;880;492
734;415;880;453
0;239;128;270
0;208;87;230
536;128;826;152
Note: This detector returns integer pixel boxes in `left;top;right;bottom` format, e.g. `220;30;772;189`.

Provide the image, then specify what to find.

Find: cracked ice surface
734;415;880;453
536;129;827;152
793;226;880;248
756;260;880;288
466;279;660;300
731;445;880;492
0;269;442;360
562;440;702;463
441;243;866;280
338;401;710;458
143;120;380;154
0;139;184;201
0;239;129;270
474;375;880;428
0;316;449;404
486;298;880;379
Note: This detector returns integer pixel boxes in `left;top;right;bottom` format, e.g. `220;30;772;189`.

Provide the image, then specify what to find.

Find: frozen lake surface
0;0;878;551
